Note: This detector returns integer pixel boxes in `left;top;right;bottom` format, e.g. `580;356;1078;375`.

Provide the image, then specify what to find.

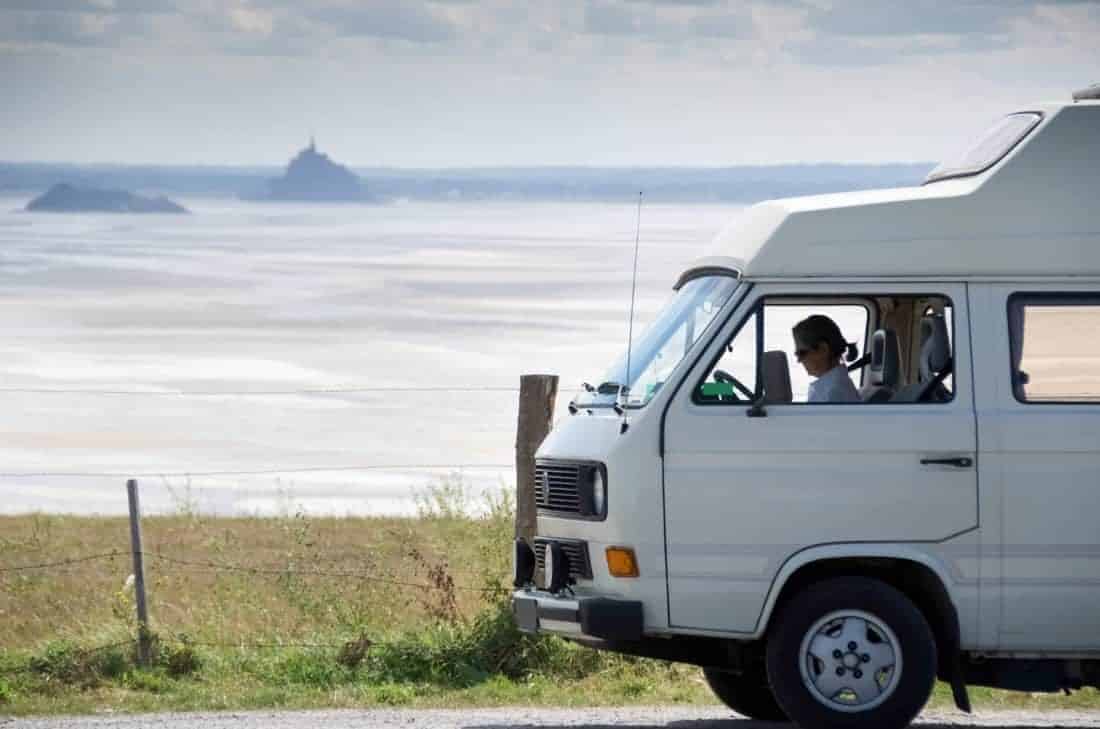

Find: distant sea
0;162;934;204
0;198;741;515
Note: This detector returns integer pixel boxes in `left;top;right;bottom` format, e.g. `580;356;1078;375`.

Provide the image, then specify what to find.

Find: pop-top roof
705;100;1100;280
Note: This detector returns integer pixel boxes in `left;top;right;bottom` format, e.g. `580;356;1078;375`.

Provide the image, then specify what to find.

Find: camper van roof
706;100;1100;280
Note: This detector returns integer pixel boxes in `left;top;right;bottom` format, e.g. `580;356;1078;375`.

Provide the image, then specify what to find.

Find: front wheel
766;577;936;729
703;666;788;722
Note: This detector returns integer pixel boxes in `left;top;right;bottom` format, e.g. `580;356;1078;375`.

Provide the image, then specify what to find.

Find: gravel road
8;707;1100;729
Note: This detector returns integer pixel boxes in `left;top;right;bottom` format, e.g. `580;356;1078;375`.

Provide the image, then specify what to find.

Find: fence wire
145;552;494;593
0;463;512;479
0;551;126;572
0;549;496;595
0;386;523;396
162;631;346;651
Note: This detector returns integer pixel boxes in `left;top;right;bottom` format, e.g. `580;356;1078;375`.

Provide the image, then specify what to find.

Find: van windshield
577;274;740;408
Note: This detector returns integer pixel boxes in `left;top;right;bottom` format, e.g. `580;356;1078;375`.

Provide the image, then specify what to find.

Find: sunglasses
794;342;819;359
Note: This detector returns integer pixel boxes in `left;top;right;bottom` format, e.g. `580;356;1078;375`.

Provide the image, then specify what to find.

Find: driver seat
762;350;792;404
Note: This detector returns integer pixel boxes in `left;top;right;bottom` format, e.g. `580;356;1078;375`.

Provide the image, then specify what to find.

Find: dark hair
792;314;858;363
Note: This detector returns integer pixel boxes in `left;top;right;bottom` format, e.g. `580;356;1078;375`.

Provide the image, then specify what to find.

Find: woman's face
795;339;832;377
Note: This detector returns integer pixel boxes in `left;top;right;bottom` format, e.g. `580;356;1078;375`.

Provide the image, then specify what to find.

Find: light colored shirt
807;364;861;404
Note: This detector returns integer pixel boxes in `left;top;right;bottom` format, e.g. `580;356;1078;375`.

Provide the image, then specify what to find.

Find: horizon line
0;159;936;171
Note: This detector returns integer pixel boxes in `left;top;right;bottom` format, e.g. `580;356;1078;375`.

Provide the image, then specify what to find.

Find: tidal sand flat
0;199;737;514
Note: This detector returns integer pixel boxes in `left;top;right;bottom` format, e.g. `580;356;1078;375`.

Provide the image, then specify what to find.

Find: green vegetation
1;476;1098;715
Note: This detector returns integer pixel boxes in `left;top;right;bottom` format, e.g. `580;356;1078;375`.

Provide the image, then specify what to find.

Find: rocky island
26;183;188;214
262;138;370;202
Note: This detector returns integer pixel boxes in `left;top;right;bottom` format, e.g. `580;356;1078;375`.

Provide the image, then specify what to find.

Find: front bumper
512;589;643;641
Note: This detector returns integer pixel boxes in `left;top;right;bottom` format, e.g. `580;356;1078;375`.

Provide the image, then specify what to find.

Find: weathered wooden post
126;478;153;666
515;374;558;543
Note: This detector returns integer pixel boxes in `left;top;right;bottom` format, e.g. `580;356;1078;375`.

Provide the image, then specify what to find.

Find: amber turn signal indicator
605;546;639;578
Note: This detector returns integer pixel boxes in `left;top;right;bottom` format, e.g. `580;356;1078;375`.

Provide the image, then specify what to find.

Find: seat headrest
919;315;951;380
867;328;900;388
762;350;792;404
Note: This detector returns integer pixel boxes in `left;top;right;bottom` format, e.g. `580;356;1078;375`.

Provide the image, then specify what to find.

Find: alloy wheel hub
797;610;903;713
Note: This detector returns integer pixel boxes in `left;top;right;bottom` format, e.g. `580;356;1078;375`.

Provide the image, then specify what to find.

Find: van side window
1009;295;1100;403
695;294;957;405
695;302;868;405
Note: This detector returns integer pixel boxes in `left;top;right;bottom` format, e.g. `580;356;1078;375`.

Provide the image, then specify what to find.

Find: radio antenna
620;191;643;433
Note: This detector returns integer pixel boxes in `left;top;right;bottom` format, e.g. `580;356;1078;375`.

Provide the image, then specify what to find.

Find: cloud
171;3;319;57
584;0;658;36
0;0;178;13
0;0;177;49
807;1;1031;38
1;0;1095;65
582;0;756;43
0;0;105;10
624;0;724;5
227;5;274;35
306;3;458;43
790;31;1012;68
766;0;1096;67
689;10;752;39
0;9;124;46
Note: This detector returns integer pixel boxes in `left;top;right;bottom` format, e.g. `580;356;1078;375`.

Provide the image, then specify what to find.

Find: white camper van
512;87;1100;729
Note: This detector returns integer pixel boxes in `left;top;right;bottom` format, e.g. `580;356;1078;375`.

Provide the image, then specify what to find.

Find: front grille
533;537;593;580
535;460;583;514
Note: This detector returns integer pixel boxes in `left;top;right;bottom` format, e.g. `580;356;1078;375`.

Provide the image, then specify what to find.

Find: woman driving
792;315;860;403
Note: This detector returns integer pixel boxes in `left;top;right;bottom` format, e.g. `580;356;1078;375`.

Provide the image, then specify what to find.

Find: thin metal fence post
515;374;558;543
126;478;152;666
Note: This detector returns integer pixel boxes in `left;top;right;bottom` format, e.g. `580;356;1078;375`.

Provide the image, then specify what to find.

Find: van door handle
920;457;973;468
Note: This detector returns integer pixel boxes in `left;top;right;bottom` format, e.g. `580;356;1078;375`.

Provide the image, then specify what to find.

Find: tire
703;666;789;722
765;577;936;729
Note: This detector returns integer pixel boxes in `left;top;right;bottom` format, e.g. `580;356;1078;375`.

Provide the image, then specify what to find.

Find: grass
2;480;507;647
1;476;1098;716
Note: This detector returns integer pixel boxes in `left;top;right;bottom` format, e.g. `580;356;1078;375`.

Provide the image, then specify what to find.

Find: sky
1;0;1098;167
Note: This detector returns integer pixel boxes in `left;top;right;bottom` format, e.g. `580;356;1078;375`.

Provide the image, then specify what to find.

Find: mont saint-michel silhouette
264;138;370;202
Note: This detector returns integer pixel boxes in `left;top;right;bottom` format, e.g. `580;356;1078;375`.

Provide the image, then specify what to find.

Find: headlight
580;464;608;519
592;469;606;516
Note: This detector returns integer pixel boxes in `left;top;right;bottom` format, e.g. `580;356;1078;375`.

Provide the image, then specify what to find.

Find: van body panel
971;282;1100;651
534;409;672;632
661;282;979;636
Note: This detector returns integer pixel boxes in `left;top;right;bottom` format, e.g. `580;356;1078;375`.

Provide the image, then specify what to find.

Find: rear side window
1009;295;1100;403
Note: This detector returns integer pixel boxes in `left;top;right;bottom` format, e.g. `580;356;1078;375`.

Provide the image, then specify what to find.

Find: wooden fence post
515;374;558;543
126;478;153;666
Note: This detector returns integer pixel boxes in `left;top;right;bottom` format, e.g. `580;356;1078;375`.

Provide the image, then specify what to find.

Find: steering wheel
713;369;755;401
